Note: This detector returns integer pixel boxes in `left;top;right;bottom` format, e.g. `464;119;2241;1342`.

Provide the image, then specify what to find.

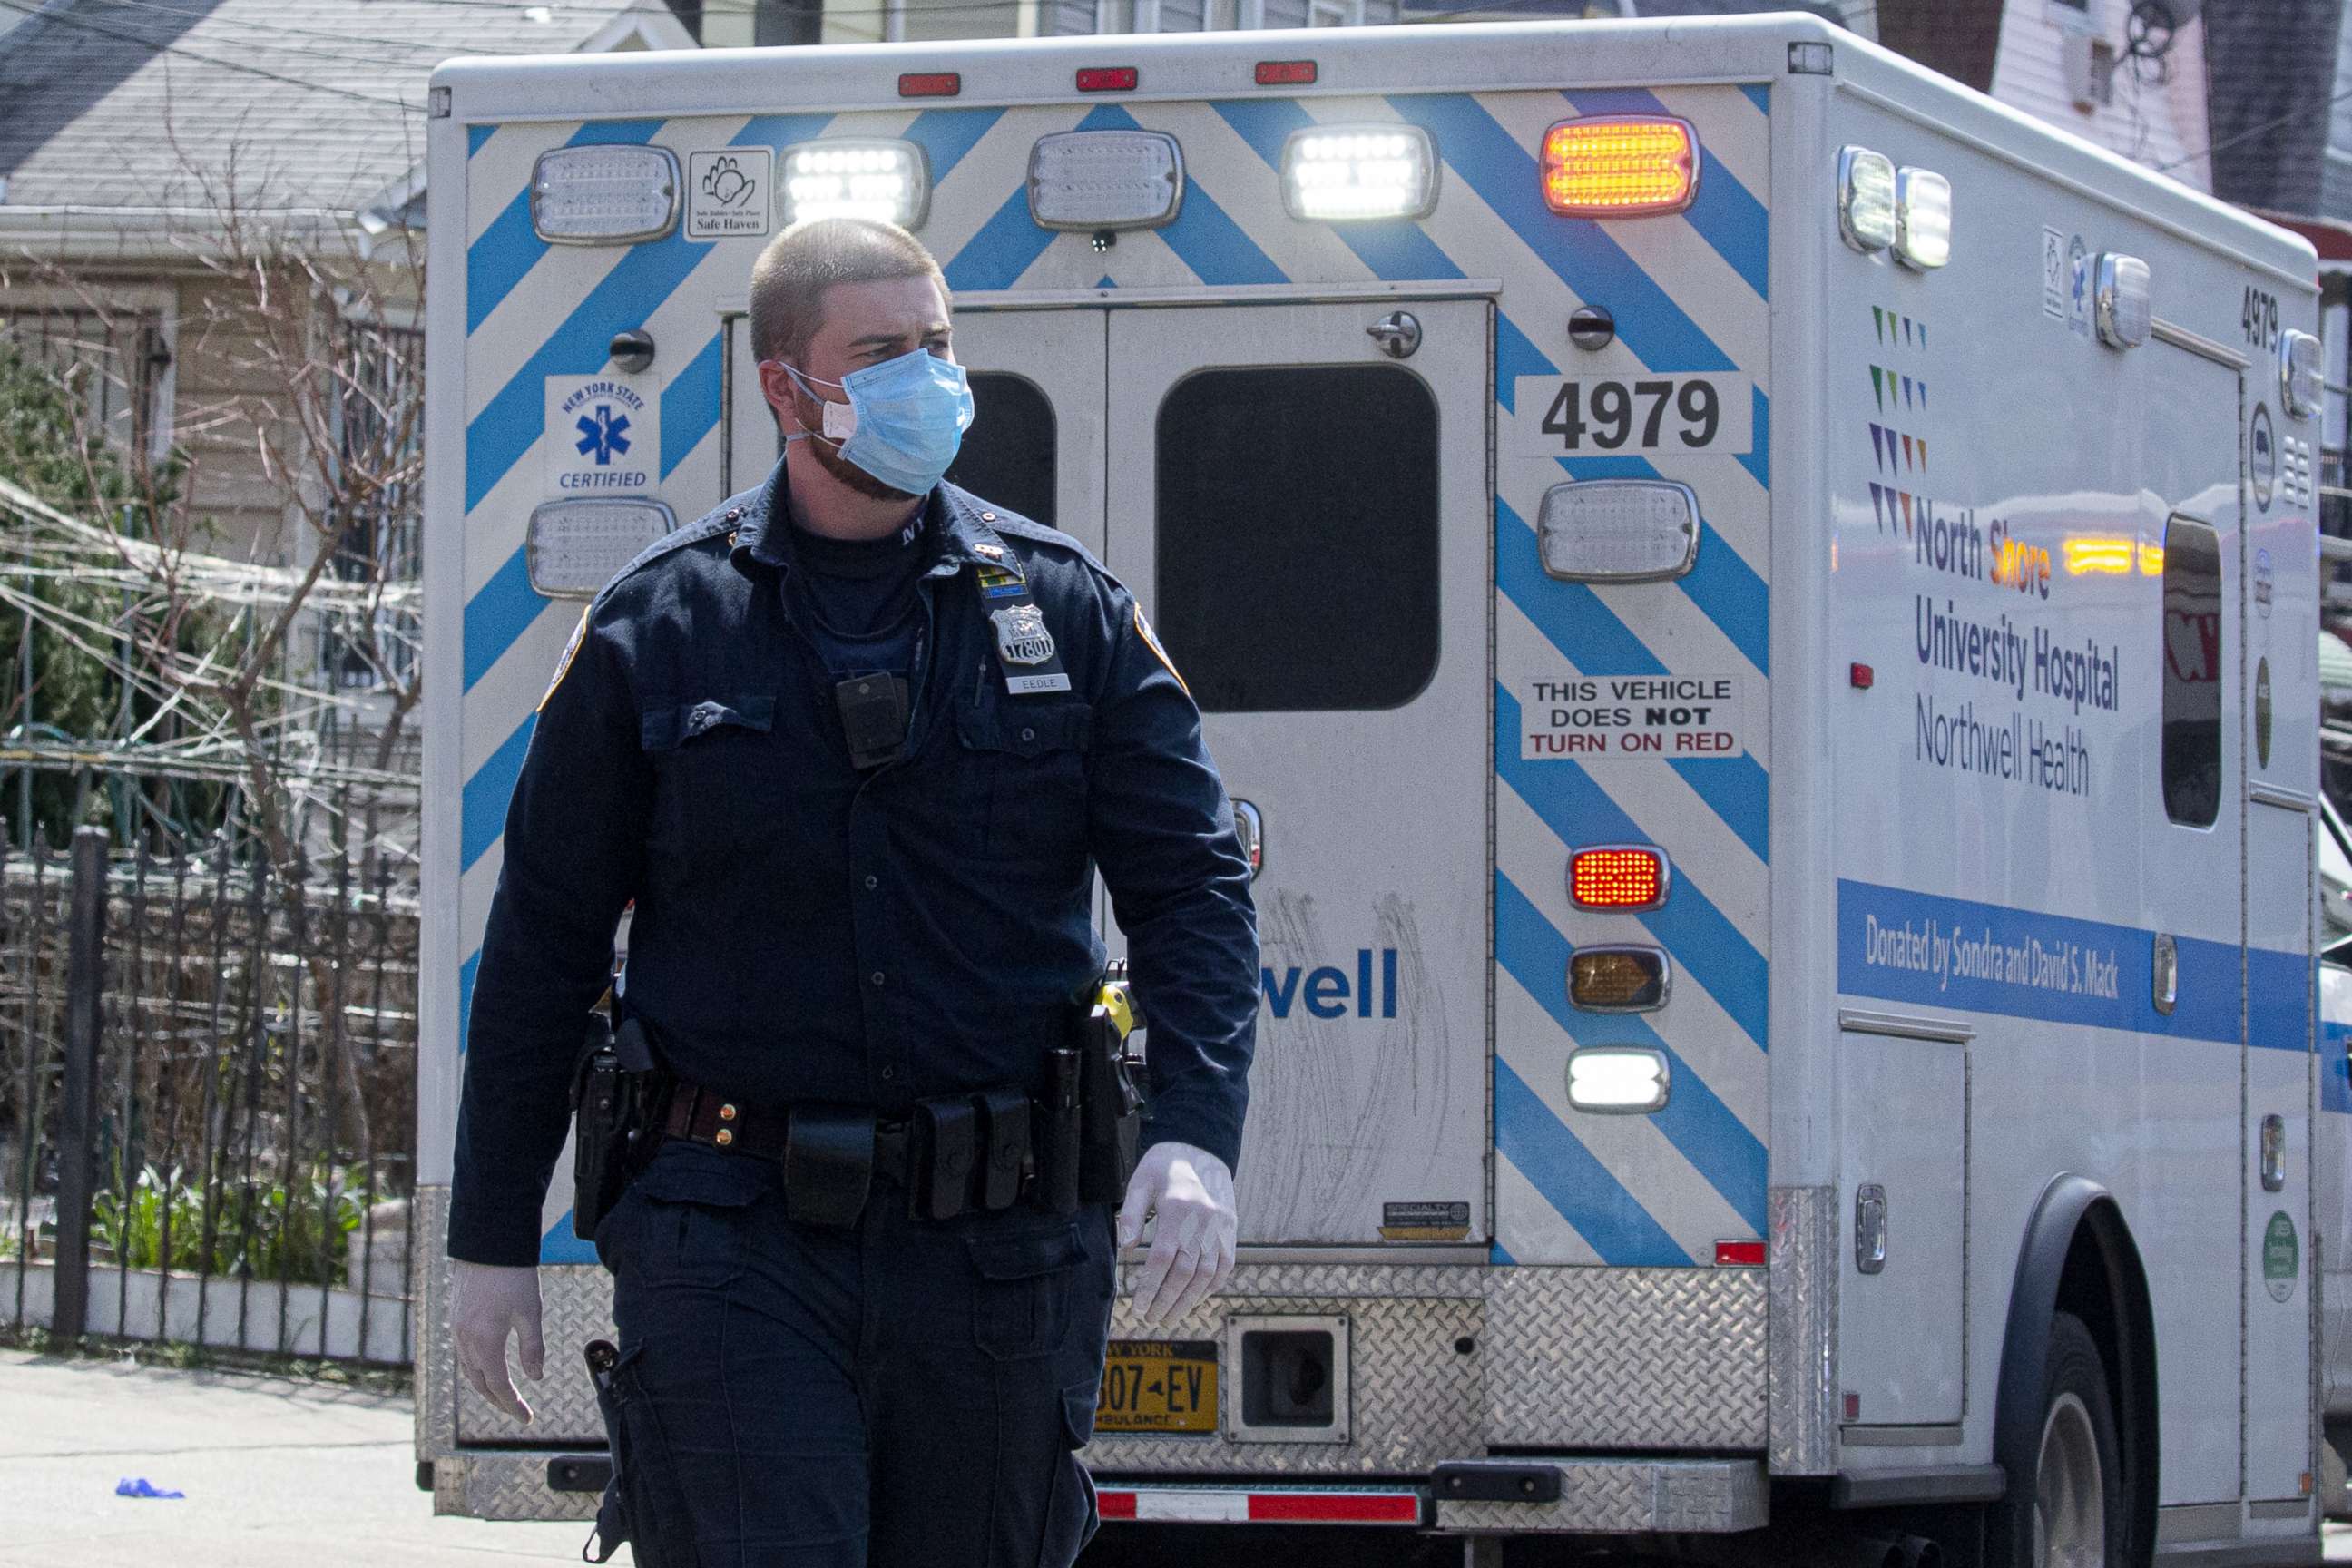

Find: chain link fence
0;812;419;1365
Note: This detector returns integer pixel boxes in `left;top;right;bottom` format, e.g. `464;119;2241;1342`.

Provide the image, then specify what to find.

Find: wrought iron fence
0;814;419;1365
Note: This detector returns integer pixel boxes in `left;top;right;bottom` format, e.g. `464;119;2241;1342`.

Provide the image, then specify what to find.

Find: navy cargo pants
593;1138;1118;1567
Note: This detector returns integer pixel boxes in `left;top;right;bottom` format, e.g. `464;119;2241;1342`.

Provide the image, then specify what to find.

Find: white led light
532;144;680;245
526;498;677;598
1838;144;1896;254
1025;130;1184;231
1565;1047;1671;1114
1894;165;1951;270
2285;329;2326;420
2094;252;2151;349
779;140;929;230
1280;123;1438;222
1536;479;1701;583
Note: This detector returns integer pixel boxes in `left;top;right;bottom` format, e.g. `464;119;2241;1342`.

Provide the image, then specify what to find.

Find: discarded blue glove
114;1478;183;1500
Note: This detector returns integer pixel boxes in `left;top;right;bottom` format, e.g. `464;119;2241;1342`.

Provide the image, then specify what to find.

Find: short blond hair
748;218;949;366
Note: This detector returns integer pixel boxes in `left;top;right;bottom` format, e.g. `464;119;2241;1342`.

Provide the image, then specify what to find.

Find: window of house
0;307;169;457
1153;363;1438;711
943;372;1056;527
2161;514;2224;828
1308;0;1355;23
324;321;424;691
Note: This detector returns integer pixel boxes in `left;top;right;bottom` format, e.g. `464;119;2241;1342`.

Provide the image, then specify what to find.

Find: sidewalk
0;1350;618;1567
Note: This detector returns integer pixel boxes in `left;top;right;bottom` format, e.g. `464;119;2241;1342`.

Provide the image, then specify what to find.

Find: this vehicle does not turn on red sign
1517;671;1748;760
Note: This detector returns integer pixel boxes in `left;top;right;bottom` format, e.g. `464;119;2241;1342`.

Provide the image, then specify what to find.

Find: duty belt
661;1076;1039;1225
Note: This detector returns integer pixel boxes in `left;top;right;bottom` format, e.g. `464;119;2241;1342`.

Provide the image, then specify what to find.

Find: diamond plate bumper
1433;1458;1769;1534
1485;1266;1767;1449
413;1191;1775;1523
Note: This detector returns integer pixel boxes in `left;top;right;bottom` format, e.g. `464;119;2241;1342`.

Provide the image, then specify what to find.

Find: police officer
446;217;1259;1567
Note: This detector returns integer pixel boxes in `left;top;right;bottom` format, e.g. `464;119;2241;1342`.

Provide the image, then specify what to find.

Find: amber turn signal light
1541;116;1698;217
1569;946;1670;1012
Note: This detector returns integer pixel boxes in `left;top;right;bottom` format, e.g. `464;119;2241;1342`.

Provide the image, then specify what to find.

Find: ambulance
416;13;2336;1563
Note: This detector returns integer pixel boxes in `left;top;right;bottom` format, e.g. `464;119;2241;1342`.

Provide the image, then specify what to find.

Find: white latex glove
1115;1142;1238;1327
453;1260;545;1423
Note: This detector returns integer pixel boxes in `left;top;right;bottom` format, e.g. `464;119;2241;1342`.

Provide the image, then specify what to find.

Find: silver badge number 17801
991;604;1056;667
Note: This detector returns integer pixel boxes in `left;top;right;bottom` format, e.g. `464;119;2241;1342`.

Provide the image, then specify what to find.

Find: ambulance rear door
1105;298;1493;1248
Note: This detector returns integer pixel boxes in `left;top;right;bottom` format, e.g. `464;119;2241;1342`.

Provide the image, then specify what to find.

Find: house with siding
679;0;1402;47
0;0;691;573
1394;0;2215;191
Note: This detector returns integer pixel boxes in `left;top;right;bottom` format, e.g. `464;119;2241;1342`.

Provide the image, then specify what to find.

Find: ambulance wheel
1990;1310;2122;1568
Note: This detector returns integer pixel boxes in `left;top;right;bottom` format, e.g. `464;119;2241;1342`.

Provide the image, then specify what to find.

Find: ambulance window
944;373;1055;527
1154;364;1439;711
2161;515;2224;828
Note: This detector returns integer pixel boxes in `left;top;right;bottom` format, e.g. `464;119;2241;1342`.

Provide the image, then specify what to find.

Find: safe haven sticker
686;148;772;240
545;375;659;495
1518;671;1747;761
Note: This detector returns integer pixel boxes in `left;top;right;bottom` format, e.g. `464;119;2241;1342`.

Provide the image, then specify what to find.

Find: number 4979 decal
1510;374;1753;459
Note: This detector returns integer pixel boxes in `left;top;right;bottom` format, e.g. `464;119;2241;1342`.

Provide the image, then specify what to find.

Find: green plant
88;1159;375;1287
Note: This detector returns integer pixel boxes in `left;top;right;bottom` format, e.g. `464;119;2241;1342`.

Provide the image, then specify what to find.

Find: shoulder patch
1134;604;1188;696
539;604;593;711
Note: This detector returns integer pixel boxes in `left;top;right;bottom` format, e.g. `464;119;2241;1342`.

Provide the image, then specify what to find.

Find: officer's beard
789;387;919;504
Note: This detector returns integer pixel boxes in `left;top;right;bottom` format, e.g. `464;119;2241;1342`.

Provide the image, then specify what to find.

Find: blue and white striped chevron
453;83;1771;1263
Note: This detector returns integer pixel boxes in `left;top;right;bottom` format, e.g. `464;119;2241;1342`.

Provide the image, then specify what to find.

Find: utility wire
0;0;421;107
2158;78;2352;173
71;0;565;59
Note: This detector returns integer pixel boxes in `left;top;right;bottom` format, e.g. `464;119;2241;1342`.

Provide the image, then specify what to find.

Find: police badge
991;603;1056;666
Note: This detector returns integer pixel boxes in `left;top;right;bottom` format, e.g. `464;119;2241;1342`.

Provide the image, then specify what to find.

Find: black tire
1988;1310;2125;1568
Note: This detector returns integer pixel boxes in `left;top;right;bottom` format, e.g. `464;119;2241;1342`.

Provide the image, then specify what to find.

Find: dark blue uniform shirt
449;466;1259;1265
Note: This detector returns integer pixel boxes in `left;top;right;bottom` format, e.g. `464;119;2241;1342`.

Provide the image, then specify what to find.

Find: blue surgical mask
779;348;976;496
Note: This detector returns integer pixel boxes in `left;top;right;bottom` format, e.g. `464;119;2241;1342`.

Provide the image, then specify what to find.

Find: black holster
583;1338;691;1568
570;1016;666;1242
1076;985;1146;1206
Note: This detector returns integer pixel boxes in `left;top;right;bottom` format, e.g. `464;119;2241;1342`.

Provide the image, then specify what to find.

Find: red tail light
1570;847;1669;911
897;73;961;98
1715;1240;1767;1268
1077;66;1139;92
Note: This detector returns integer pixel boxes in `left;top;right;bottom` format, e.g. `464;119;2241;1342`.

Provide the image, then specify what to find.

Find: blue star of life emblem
575;403;632;466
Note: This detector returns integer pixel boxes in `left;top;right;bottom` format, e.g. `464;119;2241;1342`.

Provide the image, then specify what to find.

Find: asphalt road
5;1348;2351;1566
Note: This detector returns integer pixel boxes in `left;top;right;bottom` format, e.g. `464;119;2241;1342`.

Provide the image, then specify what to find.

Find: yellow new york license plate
1096;1339;1219;1434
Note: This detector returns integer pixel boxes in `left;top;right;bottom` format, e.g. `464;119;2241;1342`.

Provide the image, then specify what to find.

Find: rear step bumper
1096;1484;1422;1525
1096;1458;1769;1534
1432;1458;1768;1534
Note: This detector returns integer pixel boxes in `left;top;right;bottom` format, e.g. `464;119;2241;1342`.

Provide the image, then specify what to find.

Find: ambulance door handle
1367;311;1421;359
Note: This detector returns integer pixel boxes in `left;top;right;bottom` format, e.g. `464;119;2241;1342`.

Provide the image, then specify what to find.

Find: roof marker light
1570;846;1669;911
1256;59;1318;85
781;140;929;230
531;144;680;245
897;73;961;98
1279;123;1438;223
1894;165;1951;270
1838;144;1896;253
1027;130;1184;231
1077;66;1140;92
1539;116;1697;217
